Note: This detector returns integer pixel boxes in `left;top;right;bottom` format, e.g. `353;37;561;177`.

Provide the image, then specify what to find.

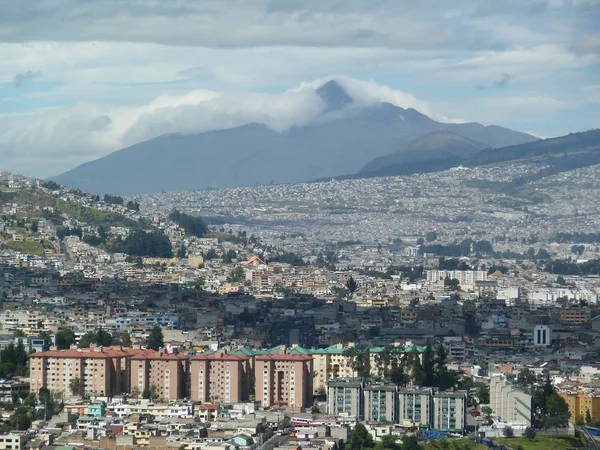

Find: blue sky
0;0;598;177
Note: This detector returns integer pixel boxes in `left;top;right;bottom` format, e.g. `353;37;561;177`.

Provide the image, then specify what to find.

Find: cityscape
1;1;599;450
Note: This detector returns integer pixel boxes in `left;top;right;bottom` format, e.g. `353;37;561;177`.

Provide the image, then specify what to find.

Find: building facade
129;350;189;401
190;352;250;403
364;383;398;423
255;354;313;413
327;379;363;418
490;376;533;426
398;388;433;428
433;391;467;433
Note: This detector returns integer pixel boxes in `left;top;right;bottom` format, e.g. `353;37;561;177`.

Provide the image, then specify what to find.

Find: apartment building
0;433;26;450
433;391;467;433
558;387;600;423
129;350;189;401
29;346;136;396
398;388;433;427
490;376;533;426
364;383;398;423
327;378;363;418
190;352;250;403
255;354;313;413
312;344;355;394
561;308;591;326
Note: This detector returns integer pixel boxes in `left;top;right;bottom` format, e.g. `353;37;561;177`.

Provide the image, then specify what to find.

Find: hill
353;129;600;180
360;130;488;174
50;80;536;195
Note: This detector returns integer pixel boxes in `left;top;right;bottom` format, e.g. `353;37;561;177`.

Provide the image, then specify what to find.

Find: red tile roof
191;353;249;361
256;354;312;361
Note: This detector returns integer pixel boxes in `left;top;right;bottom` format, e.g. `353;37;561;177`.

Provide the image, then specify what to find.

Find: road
259;432;290;450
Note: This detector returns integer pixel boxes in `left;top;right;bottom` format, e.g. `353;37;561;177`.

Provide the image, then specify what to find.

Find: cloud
0;77;440;178
13;70;41;87
493;73;512;88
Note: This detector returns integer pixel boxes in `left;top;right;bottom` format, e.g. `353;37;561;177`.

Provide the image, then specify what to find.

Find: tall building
364;382;398;423
29;346;136;397
558;388;600;423
312;344;355;394
490;376;532;426
255;354;313;413
533;325;551;346
327;378;364;418
129;350;189;401
190;352;250;403
398;388;433;427
433;391;467;433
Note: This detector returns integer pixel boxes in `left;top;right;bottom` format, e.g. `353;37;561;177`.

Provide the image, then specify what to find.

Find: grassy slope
494;435;584;450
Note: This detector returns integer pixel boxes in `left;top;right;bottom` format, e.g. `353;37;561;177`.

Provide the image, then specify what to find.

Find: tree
523;427;536;440
544;391;570;430
346;423;374;450
146;326;164;351
55;328;75;349
503;426;514;438
401;435;420;450
176;244;187;258
346;276;358;298
481;406;493;425
381;434;400;450
69;377;82;396
78;332;96;348
477;385;490;404
586;409;592;424
516;368;537;392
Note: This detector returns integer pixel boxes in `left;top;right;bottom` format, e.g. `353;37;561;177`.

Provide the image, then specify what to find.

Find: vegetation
169;210;208;238
78;327;114;348
146;326;164;351
55;328;76;349
495;434;584;450
0;340;29;377
109;230;173;257
543;258;600;276
4;240;44;255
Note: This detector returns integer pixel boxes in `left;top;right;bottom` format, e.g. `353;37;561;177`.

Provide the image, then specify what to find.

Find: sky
0;0;599;178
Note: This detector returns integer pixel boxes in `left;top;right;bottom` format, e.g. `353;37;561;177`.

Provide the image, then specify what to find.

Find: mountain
51;80;537;195
350;129;600;180
360;130;488;174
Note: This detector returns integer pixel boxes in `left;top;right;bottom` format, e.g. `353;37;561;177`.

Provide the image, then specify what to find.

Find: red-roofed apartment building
190;351;250;403
255;353;313;413
29;345;145;397
29;345;187;400
129;350;189;401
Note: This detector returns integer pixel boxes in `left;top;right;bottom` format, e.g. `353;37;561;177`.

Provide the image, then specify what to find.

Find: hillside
50;81;536;195
360;130;488;174
354;129;600;180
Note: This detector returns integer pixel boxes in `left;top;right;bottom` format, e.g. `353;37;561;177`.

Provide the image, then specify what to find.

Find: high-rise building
190;352;250;403
364;382;398;423
255;354;313;413
490;376;532;426
398;388;433;427
327;378;363;418
29;346;137;397
433;391;467;433
129;350;189;401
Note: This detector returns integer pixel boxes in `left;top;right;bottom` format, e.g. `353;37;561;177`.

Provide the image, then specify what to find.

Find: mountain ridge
51;80;537;195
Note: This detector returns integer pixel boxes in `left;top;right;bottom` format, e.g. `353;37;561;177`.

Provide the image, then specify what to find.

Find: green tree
345;276;358;298
54;328;75;350
516;369;537;392
586;409;593;424
381;434;400;450
146;325;164;351
477;385;490;404
481;406;493;425
523;427;536;440
401;435;421;450
78;332;96;348
503;426;514;438
69;377;82;396
346;423;374;450
544;391;570;430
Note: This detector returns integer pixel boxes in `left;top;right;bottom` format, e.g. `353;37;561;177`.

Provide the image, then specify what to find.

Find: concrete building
533;325;551;346
433;391;467;433
558;388;600;424
255;354;313;413
0;433;27;450
364;382;398;423
129;350;189;401
327;378;363;418
490;376;532;426
29;346;137;396
398;388;433;428
190;351;250;403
